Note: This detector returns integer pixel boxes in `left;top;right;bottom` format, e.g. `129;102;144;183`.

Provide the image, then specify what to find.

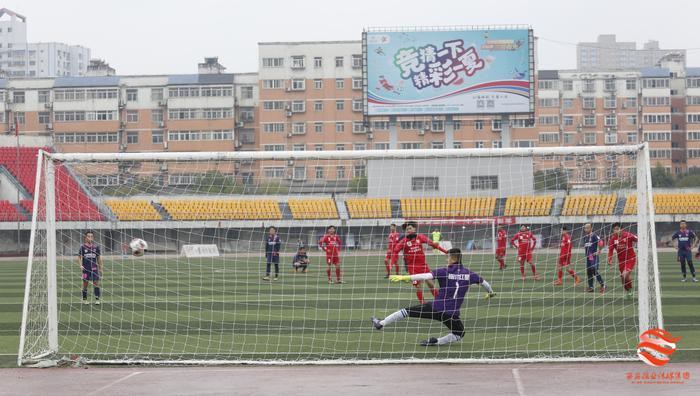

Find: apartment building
577;34;685;71
0;8;91;77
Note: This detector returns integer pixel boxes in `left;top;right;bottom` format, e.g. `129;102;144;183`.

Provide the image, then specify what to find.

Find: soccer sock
557;269;563;281
385;262;391;276
568;268;577;277
689;262;697;276
94;287;100;299
595;272;604;286
335;266;342;281
326;266;332;280
497;258;505;269
274;263;279;277
437;333;462;345
681;260;687;277
520;263;525;276
530;263;537;275
380;309;407;327
81;288;87;300
265;262;271;276
395;264;400;275
587;268;594;288
624;274;633;291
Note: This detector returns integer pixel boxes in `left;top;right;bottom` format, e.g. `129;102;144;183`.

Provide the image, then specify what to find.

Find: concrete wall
367;157;534;198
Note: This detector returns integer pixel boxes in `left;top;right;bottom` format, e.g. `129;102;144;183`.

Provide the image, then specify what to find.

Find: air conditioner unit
158;100;167;107
287;133;293;138
119;144;127;151
44;103;52;109
418;130;425;136
285;87;292;92
119;121;126;129
46;123;53;130
285;105;291;111
163;141;168;150
287;160;294;166
118;102;125;109
160;163;168;171
235;121;244;128
234;140;242;148
367;132;374;140
159;122;165;128
286;111;292;117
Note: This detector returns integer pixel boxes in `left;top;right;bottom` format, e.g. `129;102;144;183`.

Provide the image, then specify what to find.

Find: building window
562;98;573;109
292;143;306;151
335;79;344;89
563;116;574;126
372;121;389;130
292;122;306;135
475;141;484;148
604;96;617;109
313;57;323;68
126;89;138;102
126;131;139;144
314;101;323;111
583;114;596;127
263;144;285;151
335;56;344;67
13;91;25;103
263;123;285;133
538;98;559;107
352;99;363;112
335;100;344;110
538;80;557;90
126;110;139;123
643;96;670;107
644;114;671;124
538;116;559;125
14;112;25;125
314;144;324;151
604;114;617;127
491;119;502;131
262;79;283;89
264;168;285;178
375;143;390;150
314;79;323;89
150;109;163;123
583;168;597;181
642;78;669;89
336;166;345;179
583;80;596;93
315;166;324;179
352;77;362;90
474;120;483;130
401;142;422;150
470;176;498;190
492;140;503;148
352;54;362;68
240;86;254;99
151;88;164;101
314;122;323;133
38;112;50;124
563;133;574;144
626;79;637;90
604;79;616;91
262;57;284;68
336;144;345;151
624;97;637;109
38;90;50;103
354;143;367;151
412;177;439;191
151;130;163;144
291;100;305;112
453;142;462;149
291;79;305;91
291;55;305;69
539;133;559;143
263;100;285;110
584;132;596;144
582;97;595;109
562;80;573;91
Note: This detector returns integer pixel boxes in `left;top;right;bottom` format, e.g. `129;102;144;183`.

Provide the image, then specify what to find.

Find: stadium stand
287;198;339;219
344;198;392;219
400;197;496;218
160;199;282;220
1;147;103;221
0;200;26;221
503;196;553;216
105;199;162;221
625;193;700;214
562;194;617;216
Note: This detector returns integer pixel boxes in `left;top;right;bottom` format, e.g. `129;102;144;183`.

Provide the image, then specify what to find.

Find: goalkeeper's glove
389;275;412;283
484;292;496;301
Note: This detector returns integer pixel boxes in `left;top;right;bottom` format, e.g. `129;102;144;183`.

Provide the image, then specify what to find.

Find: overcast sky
4;0;700;75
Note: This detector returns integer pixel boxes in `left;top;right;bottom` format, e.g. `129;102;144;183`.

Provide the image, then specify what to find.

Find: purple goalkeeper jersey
431;264;483;316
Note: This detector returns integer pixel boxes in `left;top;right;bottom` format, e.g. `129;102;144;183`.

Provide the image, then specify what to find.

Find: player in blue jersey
78;231;103;305
582;223;605;294
671;220;698;282
263;226;282;281
370;248;496;346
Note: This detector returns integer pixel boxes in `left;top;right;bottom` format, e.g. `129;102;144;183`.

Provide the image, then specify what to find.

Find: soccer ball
129;238;148;257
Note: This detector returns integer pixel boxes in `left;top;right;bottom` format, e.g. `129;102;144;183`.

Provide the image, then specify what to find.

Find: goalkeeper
371;248;495;346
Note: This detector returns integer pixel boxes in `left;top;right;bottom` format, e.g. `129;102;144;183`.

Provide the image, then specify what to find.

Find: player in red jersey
319;225;344;284
510;225;541;280
495;225;507;270
608;223;638;299
554;226;581;286
391;221;447;303
384;223;400;278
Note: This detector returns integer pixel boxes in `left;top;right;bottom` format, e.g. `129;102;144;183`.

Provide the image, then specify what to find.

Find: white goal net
19;145;661;365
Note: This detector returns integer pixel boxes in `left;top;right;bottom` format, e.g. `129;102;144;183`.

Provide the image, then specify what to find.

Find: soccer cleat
681;277;687;282
574;275;582;285
533;274;542;281
521;275;526;281
328;279;334;284
420;337;439;346
625;292;634;301
553;280;562;286
273;277;279;281
584;287;594;293
693;277;699;282
82;299;89;305
95;300;101;305
336;280;346;284
262;276;270;281
384;274;390;279
599;285;606;294
371;316;383;330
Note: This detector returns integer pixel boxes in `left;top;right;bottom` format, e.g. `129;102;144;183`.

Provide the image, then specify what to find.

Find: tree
650;163;674;188
533;169;568;191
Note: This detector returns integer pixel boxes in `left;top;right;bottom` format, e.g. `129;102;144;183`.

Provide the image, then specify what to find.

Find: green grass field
1;252;698;366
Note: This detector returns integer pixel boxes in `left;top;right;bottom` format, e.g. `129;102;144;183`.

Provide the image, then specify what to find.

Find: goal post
19;144;662;365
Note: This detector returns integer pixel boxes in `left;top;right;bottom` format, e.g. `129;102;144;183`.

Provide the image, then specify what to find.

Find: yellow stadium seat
106;199;162;221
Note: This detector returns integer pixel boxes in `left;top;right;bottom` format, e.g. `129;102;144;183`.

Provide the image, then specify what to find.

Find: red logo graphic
637;329;681;367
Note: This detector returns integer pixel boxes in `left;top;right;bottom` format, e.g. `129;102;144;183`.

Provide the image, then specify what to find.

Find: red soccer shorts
518;252;533;262
619;258;636;273
558;256;571;266
326;256;340;265
495;248;506;257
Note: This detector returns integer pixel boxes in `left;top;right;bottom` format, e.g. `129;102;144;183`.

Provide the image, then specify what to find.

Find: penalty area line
87;371;142;395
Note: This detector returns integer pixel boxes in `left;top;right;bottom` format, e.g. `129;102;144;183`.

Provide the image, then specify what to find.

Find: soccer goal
19;144;661;365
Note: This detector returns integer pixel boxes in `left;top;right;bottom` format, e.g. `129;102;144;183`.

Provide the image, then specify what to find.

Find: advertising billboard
364;28;533;116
